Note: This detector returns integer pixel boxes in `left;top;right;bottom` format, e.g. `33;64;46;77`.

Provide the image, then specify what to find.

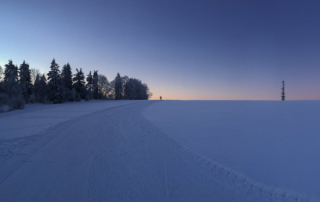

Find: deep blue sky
1;0;320;100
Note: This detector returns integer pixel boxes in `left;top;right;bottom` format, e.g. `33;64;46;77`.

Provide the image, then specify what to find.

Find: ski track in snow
0;101;316;201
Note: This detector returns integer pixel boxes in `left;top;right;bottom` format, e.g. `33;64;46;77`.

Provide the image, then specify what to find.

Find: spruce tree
86;71;93;99
61;63;73;101
93;70;99;99
47;59;63;104
19;61;32;102
33;73;41;101
61;63;73;90
73;68;86;99
4;60;18;82
4;60;20;98
34;73;48;103
115;73;123;100
39;74;48;102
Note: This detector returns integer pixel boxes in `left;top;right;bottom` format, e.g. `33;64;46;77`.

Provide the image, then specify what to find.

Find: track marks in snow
163;161;169;202
0;101;315;201
0;135;39;161
0;123;54;132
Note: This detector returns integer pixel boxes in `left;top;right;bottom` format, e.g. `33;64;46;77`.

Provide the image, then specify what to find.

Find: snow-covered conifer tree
61;63;73;90
73;68;86;99
86;71;93;99
33;73;41;101
4;60;18;82
33;73;47;102
92;70;99;99
19;61;32;103
61;63;73;101
3;60;20;98
47;59;63;104
39;74;48;102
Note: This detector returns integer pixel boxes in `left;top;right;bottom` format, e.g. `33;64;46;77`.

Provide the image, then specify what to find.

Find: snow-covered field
0;100;139;140
0;100;319;201
143;100;320;201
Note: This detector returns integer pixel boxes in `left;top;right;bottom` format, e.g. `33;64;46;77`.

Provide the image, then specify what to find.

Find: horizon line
149;99;320;101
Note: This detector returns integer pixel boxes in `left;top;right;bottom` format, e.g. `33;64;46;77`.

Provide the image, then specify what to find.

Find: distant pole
281;81;285;101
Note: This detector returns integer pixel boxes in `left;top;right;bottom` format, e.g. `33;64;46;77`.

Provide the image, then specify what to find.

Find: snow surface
142;100;320;201
0;100;318;201
0;100;138;139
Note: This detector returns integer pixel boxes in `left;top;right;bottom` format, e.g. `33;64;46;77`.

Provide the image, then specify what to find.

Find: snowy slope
142;101;320;201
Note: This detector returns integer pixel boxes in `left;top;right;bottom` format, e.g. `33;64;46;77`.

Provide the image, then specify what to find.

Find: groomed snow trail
0;101;302;201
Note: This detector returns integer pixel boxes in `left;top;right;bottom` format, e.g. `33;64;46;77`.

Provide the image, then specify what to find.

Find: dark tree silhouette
47;59;63;104
73;68;86;99
61;63;73;90
281;81;285;101
34;73;48;103
1;57;153;112
115;73;123;100
33;74;41;100
93;70;99;99
19;61;32;103
86;71;93;99
3;60;20;98
124;78;152;100
61;63;74;101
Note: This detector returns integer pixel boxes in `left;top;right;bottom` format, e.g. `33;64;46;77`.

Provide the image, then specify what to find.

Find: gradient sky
1;0;320;100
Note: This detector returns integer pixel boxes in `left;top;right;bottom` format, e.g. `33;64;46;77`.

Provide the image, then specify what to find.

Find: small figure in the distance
160;96;162;101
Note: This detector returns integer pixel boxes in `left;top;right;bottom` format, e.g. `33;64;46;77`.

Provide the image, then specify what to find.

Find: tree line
0;59;152;111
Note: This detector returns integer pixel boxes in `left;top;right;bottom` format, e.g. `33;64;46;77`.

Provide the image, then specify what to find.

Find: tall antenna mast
281;81;285;101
